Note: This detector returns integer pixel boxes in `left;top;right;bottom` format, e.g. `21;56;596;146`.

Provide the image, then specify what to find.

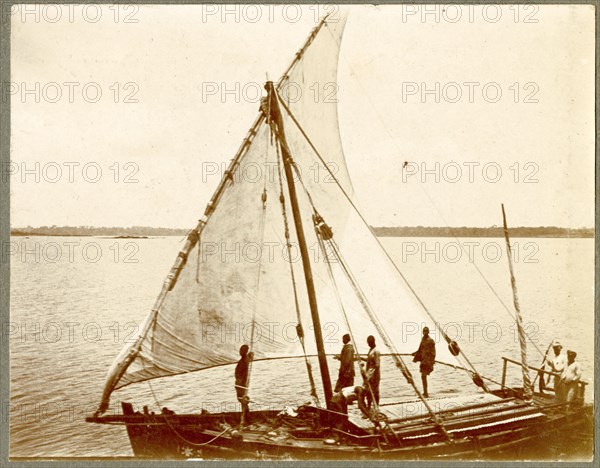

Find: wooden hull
86;391;593;460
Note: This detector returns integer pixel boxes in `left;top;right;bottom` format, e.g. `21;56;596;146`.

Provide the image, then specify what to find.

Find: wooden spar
533;341;554;392
94;14;339;415
501;204;533;401
502;356;588;386
275;14;332;93
265;81;334;409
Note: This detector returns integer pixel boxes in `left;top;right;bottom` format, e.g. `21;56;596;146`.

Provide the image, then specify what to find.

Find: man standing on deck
361;335;381;409
547;341;566;399
412;327;436;398
235;344;254;426
559;350;582;404
334;333;355;392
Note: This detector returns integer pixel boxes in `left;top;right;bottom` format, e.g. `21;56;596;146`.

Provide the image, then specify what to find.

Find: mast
94;13;343;415
501;204;533;401
265;81;334;409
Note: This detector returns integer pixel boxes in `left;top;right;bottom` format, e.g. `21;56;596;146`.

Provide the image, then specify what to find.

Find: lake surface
8;236;594;457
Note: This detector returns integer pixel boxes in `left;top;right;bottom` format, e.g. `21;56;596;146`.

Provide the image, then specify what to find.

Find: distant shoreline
10;226;594;238
372;226;594;238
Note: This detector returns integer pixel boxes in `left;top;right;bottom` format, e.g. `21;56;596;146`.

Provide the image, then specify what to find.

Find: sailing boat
87;11;592;459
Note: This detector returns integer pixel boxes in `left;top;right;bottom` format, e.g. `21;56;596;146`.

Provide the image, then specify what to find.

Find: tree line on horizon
9;225;594;238
373;226;594;238
10;225;189;237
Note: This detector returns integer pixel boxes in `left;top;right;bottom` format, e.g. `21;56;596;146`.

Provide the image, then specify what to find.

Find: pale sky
9;4;595;228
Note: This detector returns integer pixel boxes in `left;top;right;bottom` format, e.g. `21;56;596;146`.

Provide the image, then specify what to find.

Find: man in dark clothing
412;327;436;398
334;333;355;392
235;344;253;426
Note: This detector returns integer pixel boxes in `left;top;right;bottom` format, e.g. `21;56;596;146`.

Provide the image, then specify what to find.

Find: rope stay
320;226;452;441
322;29;545;360
280;92;543;358
245;123;272;395
275;92;489;393
315;230;403;444
272;127;321;407
280;144;452;442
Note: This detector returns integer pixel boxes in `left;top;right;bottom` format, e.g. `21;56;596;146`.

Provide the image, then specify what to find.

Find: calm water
8;236;594;457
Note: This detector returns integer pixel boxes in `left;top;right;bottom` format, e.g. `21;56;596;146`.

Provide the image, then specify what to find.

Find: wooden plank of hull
122;413;590;460
97;400;591;460
349;392;513;430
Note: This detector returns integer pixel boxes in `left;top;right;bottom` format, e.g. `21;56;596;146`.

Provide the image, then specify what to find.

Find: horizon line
10;225;595;231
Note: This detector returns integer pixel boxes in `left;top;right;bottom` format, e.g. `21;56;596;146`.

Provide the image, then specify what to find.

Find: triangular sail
278;103;461;365
97;10;481;415
97;11;351;413
278;12;352;195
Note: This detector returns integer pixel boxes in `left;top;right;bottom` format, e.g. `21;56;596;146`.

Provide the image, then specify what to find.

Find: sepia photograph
2;2;596;462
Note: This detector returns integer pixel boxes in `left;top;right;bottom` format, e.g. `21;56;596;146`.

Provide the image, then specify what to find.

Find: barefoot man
334;333;355;392
235;344;254;426
413;327;436;398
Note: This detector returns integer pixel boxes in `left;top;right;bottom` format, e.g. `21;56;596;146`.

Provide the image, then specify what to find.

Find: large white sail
97;11;476;414
280;109;460;365
97;11;352;412
278;11;353;195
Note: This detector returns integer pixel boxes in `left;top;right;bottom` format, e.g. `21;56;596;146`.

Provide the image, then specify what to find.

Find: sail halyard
95;12;350;414
273;139;321;406
276;89;492;394
96;8;487;418
265;81;334;409
281;122;454;436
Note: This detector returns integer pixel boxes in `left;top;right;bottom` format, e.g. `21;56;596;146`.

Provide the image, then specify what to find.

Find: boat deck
84;390;592;459
347;392;540;432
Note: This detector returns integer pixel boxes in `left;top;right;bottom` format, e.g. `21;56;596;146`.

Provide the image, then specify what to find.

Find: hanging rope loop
244;120;272;396
272;133;321;407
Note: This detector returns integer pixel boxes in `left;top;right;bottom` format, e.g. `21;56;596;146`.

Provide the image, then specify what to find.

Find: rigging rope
314;231;380;416
246;124;271;394
324;235;453;441
275;92;505;385
315;229;403;444
309;35;545;360
273;131;321;407
279;143;453;442
532;340;555;390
